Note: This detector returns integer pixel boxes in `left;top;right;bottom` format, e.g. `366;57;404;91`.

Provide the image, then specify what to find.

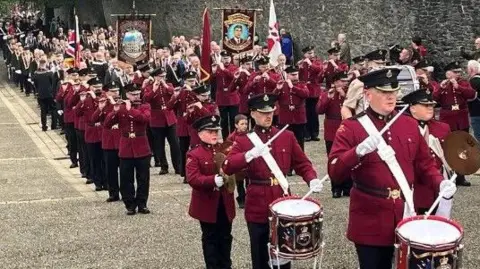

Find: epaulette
351;111;367;120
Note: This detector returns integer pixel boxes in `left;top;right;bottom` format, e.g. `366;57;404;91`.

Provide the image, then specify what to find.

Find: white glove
214;175;224;188
57;110;63;116
440;180;457;199
309;179;323;193
245;145;271;163
355;134;382;157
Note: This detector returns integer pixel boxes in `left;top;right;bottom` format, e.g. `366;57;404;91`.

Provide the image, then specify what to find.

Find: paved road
0;69;479;268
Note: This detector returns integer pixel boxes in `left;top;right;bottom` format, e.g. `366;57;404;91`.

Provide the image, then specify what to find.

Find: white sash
247;132;289;195
426;134;453;219
358;115;416;218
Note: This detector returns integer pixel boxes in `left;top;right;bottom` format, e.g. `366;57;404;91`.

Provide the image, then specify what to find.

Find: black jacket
33;70;54;99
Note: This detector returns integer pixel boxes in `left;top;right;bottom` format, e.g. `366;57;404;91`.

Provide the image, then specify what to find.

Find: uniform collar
366;107;394;122
417;120;428;128
201;141;216;150
254;125;273;134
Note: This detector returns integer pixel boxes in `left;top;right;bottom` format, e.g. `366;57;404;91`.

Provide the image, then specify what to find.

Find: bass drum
385;65;420;104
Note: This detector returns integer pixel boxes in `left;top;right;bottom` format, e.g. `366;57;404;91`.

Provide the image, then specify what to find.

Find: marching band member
223;93;323;269
166;71;199;183
323;47;349;89
328;68;457;269
231;56;254;117
104;83;152;215
186;113;235;269
244;57;280;96
298;46;323;142
93;83;122;202
186;84;219;147
433;61;477;186
276;65;309;150
317;71;351;198
401;89;452;215
143;67;181;175
215;50;239;139
80;77;106;191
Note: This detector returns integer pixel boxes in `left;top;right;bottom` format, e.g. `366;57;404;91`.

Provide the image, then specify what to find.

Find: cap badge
211;116;216;122
386;70;392;78
379;50;383;55
455;61;459;65
263;95;269;101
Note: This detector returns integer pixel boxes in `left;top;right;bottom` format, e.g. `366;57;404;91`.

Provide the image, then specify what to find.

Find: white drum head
271;199;320;217
397;219;461;245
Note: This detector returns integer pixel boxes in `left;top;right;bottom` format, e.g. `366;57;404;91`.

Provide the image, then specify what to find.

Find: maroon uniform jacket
215;64;240;106
433;79;476;131
244;71;281;96
414;120;450;211
92;103;121;150
132;73;146;86
55;83;71;112
227;130;247;143
104;103;152;159
73;91;87;131
77;96;102;143
277;82;309;125
230;69;253;114
316;90;345;142
166;88;198;137
323;60;349;89
223;126;317;223
63;85;81;124
186;102;218;147
186;143;236;223
327;108;444;246
298;59;323;98
143;83;177;128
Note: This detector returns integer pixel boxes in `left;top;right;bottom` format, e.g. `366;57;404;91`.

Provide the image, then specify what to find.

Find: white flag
267;0;282;67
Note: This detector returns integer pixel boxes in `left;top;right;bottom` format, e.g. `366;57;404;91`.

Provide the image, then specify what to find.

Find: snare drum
395;215;464;269
269;196;323;260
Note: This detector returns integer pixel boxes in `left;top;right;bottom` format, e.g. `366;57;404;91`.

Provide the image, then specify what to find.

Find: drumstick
301;174;329;200
359;105;409;156
424;173;457;218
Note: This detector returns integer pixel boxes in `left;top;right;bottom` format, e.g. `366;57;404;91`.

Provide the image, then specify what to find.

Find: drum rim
269;196;323;219
270;245;322;260
395;215;464;249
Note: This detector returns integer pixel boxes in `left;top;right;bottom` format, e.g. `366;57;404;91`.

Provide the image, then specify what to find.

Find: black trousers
151;125;181;172
219;105;239;139
288;123;305;151
178;136;190;177
119;156;150;210
38;97;57;129
64;123;78;165
76;129;90;178
104;149;120;198
326;140;352;193
355;244;394;269
236;179;246;203
86;142;105;188
247;222;291;269
21;74;32;95
147;126;158;164
199;197;233;269
305;97;319;139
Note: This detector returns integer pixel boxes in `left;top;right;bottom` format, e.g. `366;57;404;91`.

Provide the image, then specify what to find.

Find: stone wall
83;0;480;66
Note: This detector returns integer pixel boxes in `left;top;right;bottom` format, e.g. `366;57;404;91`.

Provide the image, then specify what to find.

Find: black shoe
95;186;103;191
126;208;136;215
456;180;471;187
154;162;161;167
343;189;351;197
175;171;181;175
41;126;48;132
70;163;78;168
106;196;120;202
102;186;108;191
81;174;87;178
305;137;311;142
287;171;293;176
86;179;93;184
138;207;151;214
332;191;342;198
311;137;320;141
182;177;187;184
60;130;65;135
159;169;168;175
51;126;57;130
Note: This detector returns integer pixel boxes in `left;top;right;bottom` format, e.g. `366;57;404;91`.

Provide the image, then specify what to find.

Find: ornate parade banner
222;9;255;54
116;17;151;63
